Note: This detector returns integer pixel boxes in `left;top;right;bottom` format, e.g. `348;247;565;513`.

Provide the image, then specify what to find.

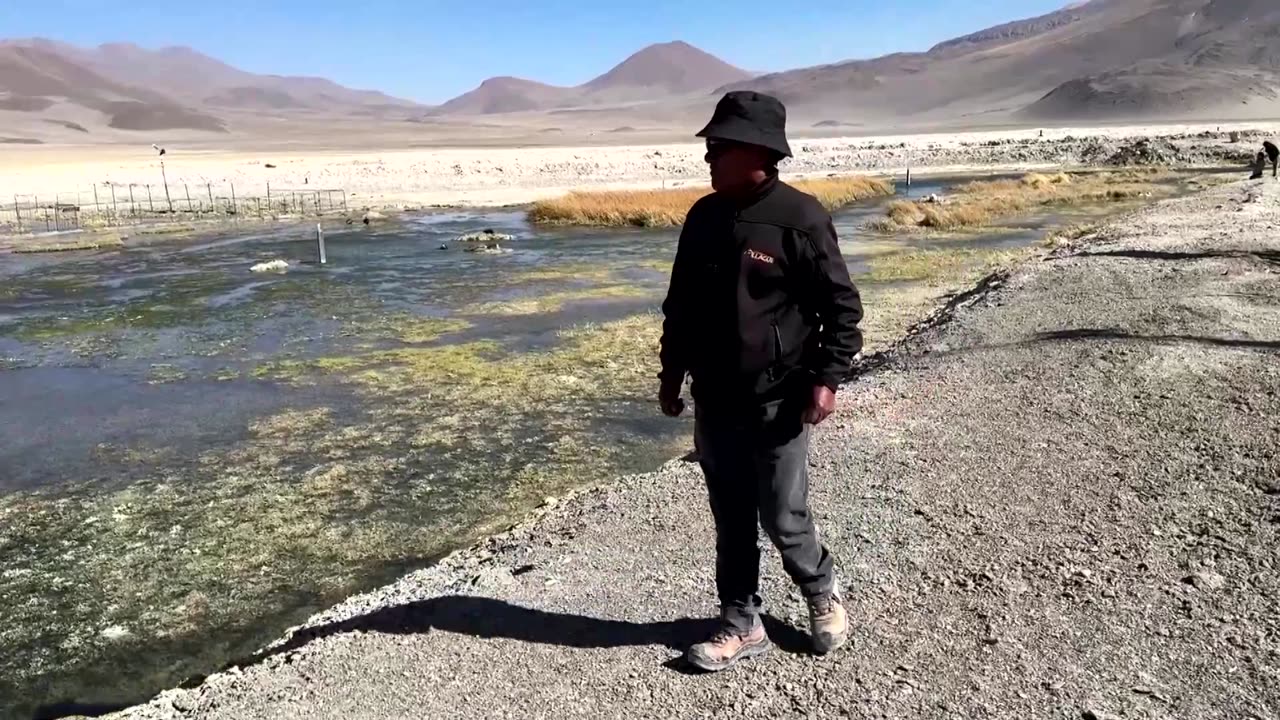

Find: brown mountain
0;43;227;132
718;0;1280;125
5;0;1279;141
430;41;752;116
432;76;572;116
57;41;421;114
432;0;1280;127
0;38;426;136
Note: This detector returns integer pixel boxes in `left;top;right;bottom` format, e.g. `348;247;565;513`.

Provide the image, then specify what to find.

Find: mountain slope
73;42;422;114
431;41;751;115
720;0;1280;123
430;0;1279;126
0;43;227;131
0;38;425;135
581;41;750;95
431;76;571;115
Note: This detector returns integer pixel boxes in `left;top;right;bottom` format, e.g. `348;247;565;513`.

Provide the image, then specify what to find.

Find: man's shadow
236;595;813;676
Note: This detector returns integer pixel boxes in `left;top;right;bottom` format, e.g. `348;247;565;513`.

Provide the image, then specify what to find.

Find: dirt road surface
109;178;1279;720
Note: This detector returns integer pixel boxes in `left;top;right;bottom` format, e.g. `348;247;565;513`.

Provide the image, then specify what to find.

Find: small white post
316;223;327;265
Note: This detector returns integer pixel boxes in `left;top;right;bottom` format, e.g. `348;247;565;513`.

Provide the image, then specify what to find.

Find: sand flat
2;121;1276;211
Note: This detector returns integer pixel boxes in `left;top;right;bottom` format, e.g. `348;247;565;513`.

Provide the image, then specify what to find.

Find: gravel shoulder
111;178;1280;720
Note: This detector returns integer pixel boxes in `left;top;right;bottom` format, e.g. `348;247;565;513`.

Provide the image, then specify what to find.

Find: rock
249;259;288;273
170;691;197;713
100;624;130;640
456;229;515;244
1185;571;1225;591
541;496;558;508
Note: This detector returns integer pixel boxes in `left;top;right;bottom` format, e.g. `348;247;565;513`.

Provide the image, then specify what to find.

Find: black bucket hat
696;90;792;159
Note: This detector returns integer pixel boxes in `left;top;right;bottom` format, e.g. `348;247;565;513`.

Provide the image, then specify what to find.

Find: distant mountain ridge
0;38;425;133
429;41;753;116
434;0;1280;125
3;0;1279;140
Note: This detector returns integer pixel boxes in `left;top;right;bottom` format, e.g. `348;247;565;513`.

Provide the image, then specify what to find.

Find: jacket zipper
770;321;783;380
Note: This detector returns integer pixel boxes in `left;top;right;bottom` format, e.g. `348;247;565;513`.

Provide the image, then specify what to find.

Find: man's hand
659;379;686;417
803;384;836;425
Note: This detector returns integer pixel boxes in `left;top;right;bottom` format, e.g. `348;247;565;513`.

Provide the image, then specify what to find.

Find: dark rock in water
464;242;511;254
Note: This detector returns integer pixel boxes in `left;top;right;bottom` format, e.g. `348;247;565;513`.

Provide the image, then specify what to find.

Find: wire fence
0;182;349;234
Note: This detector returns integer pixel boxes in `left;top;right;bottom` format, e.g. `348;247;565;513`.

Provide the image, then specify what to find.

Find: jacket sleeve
658;209;698;386
801;216;864;391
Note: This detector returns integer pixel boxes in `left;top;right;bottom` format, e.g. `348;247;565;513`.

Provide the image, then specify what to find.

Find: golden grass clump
1020;172;1073;189
792;176;895;209
1041;222;1102;249
871;170;1174;232
528;175;893;228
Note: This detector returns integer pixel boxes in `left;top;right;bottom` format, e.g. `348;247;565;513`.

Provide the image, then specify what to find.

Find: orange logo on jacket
745;249;775;264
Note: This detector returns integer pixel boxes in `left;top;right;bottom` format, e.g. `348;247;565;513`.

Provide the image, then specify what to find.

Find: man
1265;141;1278;179
658;90;865;672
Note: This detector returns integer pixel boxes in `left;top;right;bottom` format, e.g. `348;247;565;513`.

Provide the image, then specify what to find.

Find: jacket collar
723;172;780;211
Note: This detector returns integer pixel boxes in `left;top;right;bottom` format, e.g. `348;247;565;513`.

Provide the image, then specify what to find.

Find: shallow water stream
0;173;1197;716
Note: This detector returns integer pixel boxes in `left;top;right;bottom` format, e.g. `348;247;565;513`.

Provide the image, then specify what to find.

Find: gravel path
112;178;1279;720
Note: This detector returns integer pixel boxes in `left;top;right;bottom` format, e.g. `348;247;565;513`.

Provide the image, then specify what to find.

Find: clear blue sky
3;0;1070;104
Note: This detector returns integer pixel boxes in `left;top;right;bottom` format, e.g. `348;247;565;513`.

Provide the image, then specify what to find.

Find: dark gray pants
694;396;836;635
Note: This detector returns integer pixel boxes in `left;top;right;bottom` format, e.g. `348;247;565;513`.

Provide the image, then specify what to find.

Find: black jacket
658;174;864;409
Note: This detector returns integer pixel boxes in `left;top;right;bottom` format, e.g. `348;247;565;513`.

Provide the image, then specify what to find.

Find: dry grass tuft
1020;171;1073;189
529;175;893;227
871;170;1173;232
1042;222;1103;249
